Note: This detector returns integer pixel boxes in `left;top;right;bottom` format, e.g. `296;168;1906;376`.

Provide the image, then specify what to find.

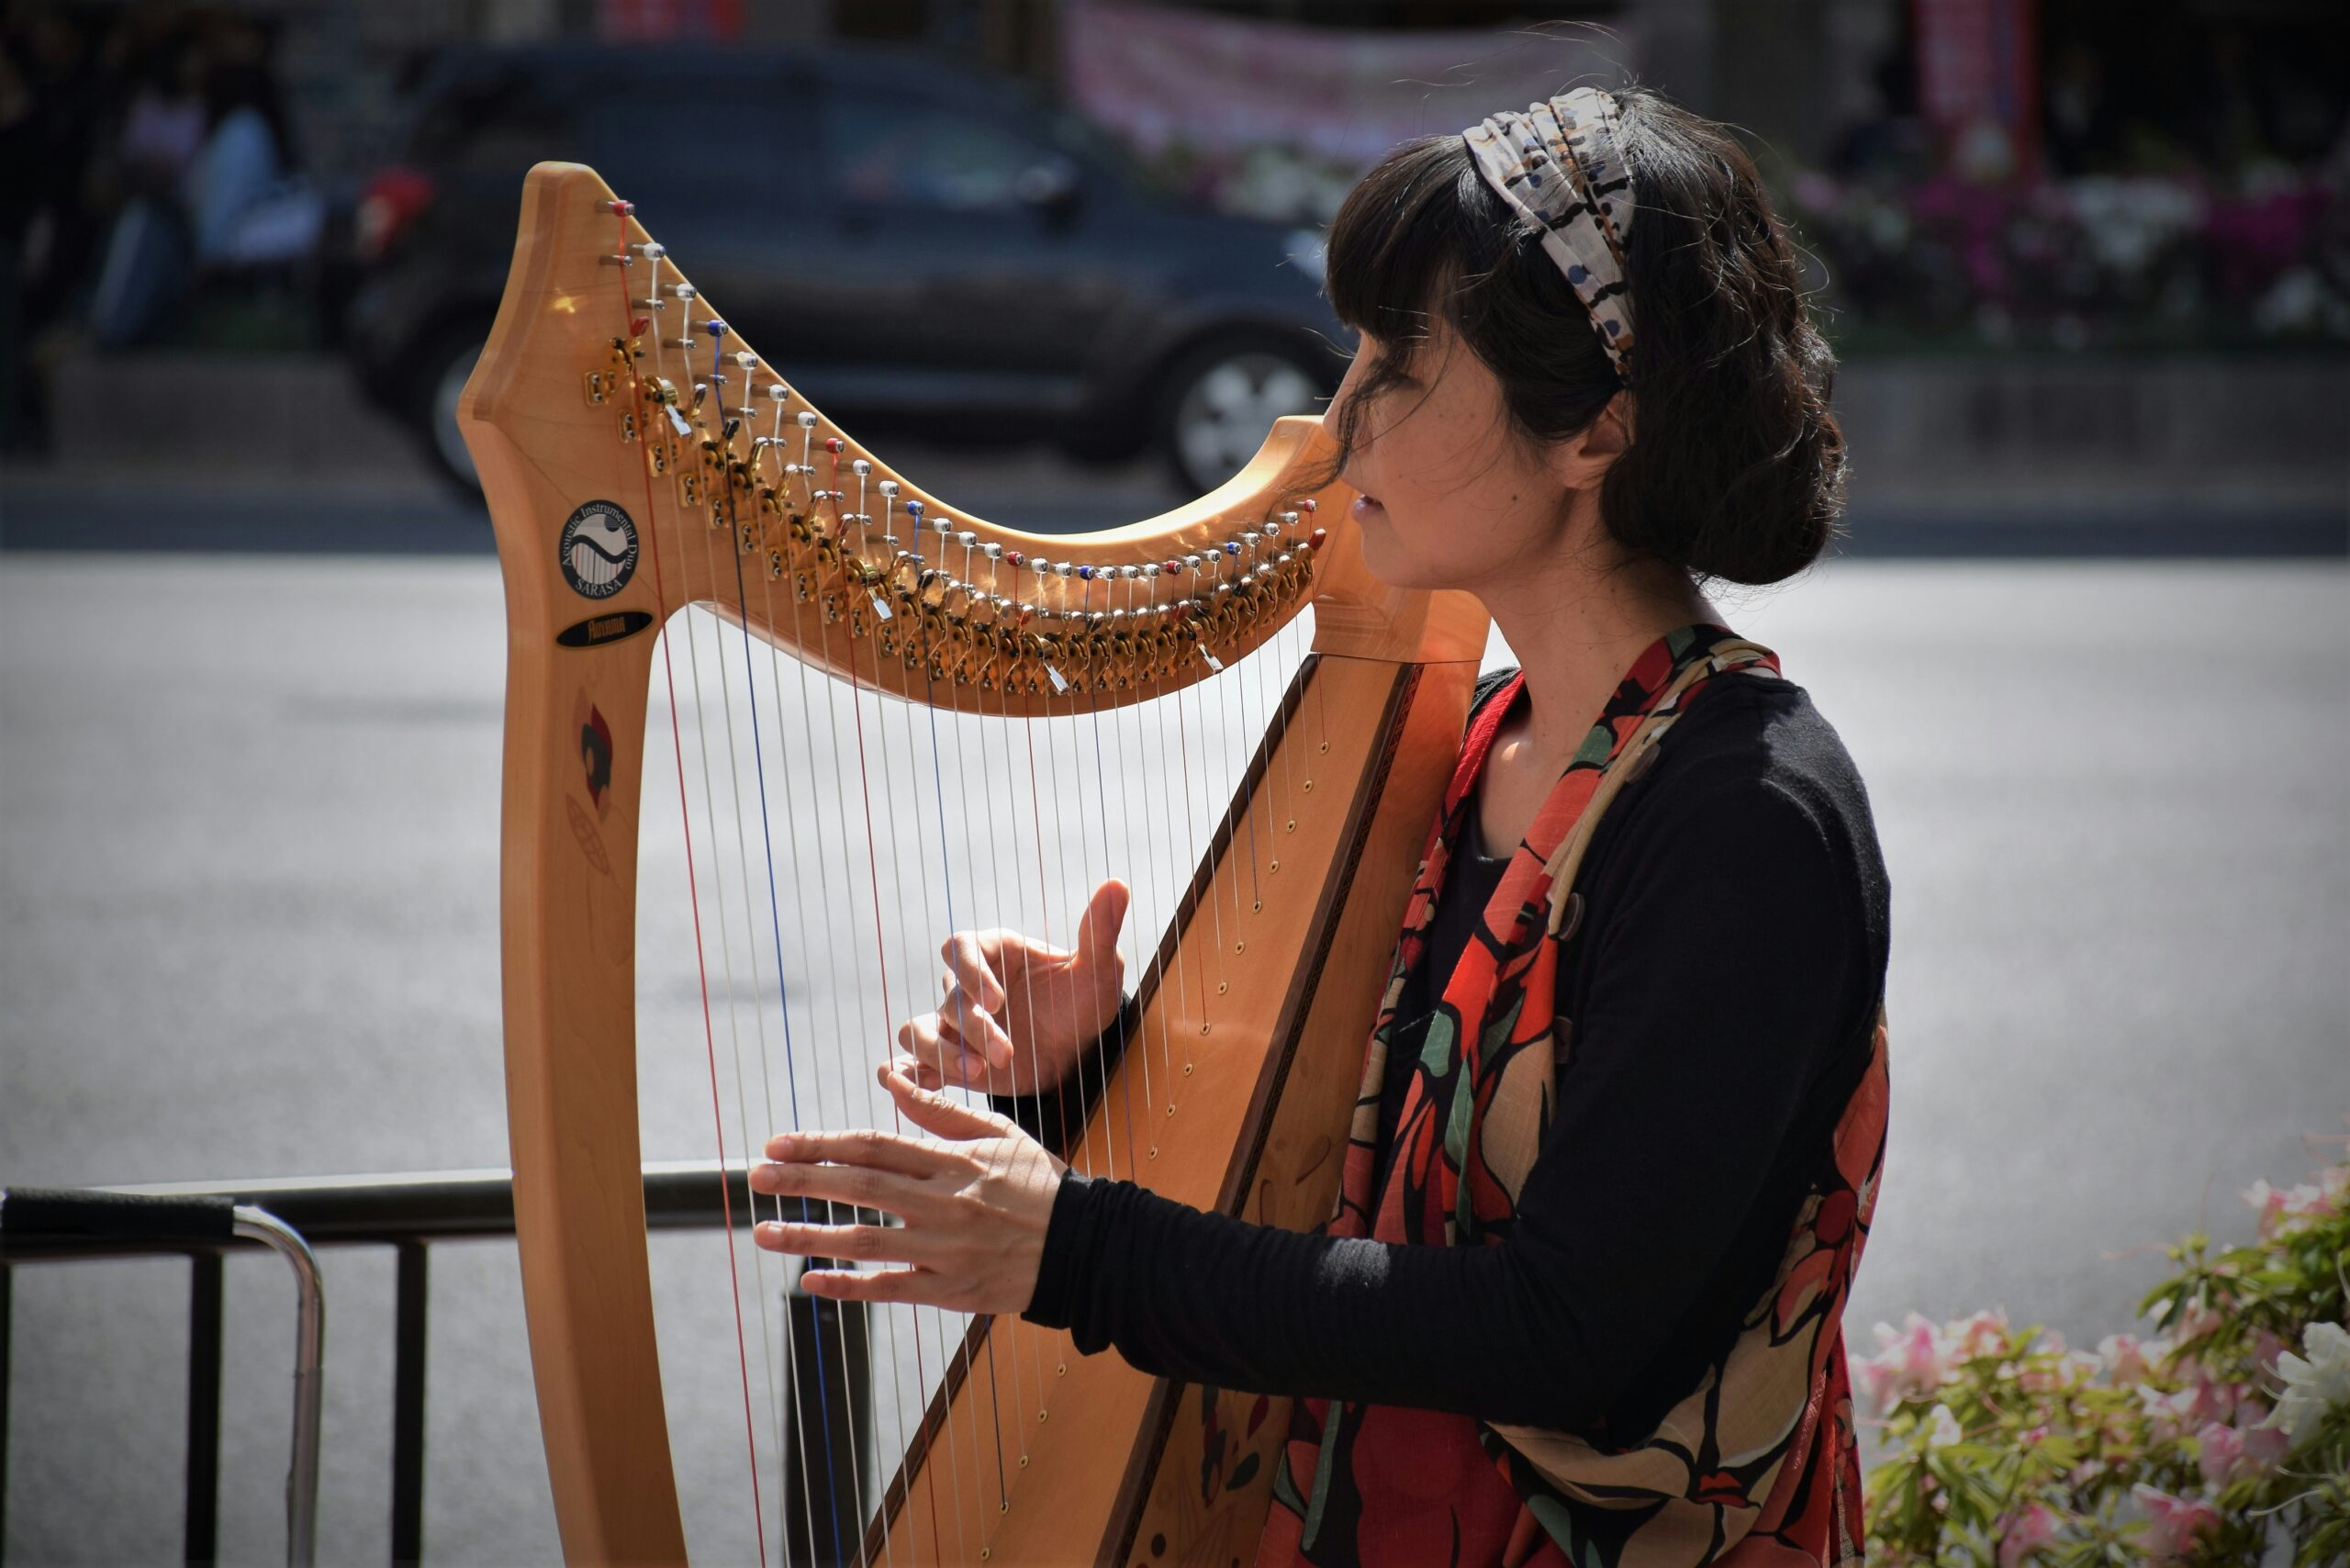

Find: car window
587;82;796;202
820;92;1054;213
408;68;575;171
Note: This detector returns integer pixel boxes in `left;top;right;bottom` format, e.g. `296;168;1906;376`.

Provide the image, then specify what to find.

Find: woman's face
1326;321;1623;596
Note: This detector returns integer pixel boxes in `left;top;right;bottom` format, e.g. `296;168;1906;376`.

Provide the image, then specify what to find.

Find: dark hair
1316;84;1847;588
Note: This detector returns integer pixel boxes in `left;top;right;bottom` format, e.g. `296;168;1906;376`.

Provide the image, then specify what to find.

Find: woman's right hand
896;879;1130;1097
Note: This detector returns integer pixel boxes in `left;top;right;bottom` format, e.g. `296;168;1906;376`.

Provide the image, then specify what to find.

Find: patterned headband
1461;87;1637;385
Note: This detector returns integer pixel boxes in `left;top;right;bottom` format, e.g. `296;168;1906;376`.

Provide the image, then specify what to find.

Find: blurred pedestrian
88;16;319;348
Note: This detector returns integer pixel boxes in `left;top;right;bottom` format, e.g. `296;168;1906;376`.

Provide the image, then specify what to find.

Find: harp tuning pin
1054;561;1074;577
1164;557;1184;575
1297;497;1318;513
1225;541;1242;555
850;458;871;476
823;436;845;454
957;530;978;547
982;542;1002;560
766;382;789;401
629;241;665;259
796;410;818;428
1309;527;1329;551
933;516;954;534
877;478;899;497
606;198;635;216
905;498;925;520
729;351;757;369
702;319;729;341
1077;565;1095;580
666;282;697;300
1183;553;1202;569
1003;549;1024;566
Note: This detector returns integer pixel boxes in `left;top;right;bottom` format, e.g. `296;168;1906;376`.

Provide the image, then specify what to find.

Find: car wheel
1158;340;1328;496
410;328;487;494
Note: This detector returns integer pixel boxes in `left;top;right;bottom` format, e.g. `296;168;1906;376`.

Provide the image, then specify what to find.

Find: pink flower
2243;1178;2292;1239
2249;1328;2291;1380
2282;1180;2336;1223
2233;1399;2295;1473
2244;1177;2335;1238
2135;1383;2199;1444
2171;1300;2226;1347
1997;1501;2062;1568
1865;1311;1951;1404
2196;1420;2249;1485
1851;1350;1901;1417
2132;1484;2221;1561
1953;1307;2012;1360
2099;1332;2154;1385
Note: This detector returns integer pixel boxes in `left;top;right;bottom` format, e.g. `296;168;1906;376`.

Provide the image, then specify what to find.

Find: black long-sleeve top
998;662;1891;1448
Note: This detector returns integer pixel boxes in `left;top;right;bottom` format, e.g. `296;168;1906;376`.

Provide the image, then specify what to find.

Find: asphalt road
2;549;2344;1566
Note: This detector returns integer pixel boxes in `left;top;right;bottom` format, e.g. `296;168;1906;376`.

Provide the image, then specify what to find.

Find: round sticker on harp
557;500;640;599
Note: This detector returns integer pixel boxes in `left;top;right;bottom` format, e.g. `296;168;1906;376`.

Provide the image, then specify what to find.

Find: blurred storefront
4;0;2344;472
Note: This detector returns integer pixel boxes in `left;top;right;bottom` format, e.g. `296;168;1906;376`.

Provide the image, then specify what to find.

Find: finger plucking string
763;1127;949;1175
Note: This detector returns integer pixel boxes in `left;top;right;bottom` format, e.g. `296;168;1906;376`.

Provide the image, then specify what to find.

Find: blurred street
3;496;2344;1562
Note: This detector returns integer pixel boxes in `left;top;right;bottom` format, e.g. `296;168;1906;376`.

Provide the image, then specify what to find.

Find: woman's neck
1475;548;1719;779
1467;558;1715;853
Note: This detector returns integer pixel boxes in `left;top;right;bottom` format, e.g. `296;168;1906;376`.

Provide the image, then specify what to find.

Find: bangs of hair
1322;136;1493;365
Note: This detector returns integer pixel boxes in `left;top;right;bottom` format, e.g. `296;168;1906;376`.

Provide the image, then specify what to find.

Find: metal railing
0;1163;870;1566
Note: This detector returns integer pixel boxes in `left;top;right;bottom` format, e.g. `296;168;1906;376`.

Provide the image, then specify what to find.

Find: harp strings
612;222;772;1568
618;219;1318;1563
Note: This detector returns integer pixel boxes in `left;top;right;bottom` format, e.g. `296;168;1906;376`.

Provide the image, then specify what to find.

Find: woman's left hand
748;1057;1066;1314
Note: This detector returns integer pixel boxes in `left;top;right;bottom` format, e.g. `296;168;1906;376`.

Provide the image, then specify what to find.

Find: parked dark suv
344;41;1347;496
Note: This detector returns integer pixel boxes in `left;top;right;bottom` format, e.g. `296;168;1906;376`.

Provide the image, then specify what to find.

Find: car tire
1156;337;1332;497
408;325;490;495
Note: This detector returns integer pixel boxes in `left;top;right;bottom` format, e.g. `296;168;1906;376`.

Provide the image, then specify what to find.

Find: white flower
2255;1320;2350;1447
1926;1403;1964;1449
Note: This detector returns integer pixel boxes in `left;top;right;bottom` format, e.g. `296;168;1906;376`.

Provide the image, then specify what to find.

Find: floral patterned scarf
1259;623;1891;1568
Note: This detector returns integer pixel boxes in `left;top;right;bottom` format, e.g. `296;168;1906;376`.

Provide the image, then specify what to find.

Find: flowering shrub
1855;1140;2348;1566
1782;164;2350;352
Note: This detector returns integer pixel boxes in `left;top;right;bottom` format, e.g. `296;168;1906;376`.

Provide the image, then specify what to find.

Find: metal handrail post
231;1207;323;1568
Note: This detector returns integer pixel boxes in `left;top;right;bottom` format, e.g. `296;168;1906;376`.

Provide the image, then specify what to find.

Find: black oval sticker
556;609;655;649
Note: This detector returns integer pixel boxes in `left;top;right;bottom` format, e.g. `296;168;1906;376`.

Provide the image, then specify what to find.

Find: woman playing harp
749;84;1894;1568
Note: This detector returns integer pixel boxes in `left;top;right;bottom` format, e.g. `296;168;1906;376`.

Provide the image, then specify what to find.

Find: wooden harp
467;162;1488;1566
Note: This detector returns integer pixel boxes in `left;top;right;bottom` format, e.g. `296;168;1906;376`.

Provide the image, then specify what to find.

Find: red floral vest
1258;625;1890;1568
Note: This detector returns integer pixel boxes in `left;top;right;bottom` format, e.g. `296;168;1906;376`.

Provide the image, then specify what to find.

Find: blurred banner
599;0;745;41
1913;0;2040;181
1062;0;1629;218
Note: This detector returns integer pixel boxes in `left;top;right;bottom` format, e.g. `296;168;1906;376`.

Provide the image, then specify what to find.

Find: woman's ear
1546;390;1634;492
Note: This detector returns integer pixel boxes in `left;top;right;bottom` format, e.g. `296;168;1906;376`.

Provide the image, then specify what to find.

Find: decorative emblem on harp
464;162;1488;1566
